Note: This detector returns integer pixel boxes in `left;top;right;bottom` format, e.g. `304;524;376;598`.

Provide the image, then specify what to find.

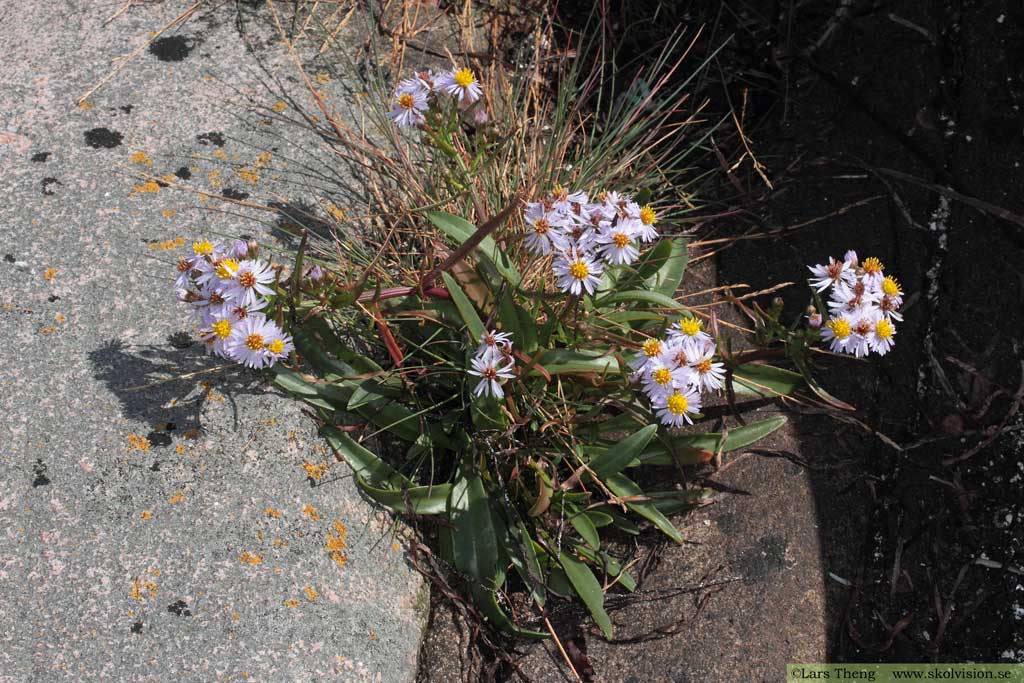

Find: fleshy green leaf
587;424;657;480
449;472;504;583
570;512;601;550
731;364;803;397
530;349;617;376
594;289;682;310
442;271;486;343
647;238;689;298
638;416;788;464
321;425;403;488
355;479;452;515
605;472;683;543
559;550;613;638
426;211;521;286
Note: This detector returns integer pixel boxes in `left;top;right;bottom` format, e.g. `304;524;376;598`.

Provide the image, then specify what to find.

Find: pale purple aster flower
437;67;483;106
225;314;293;369
553;248;603;296
467;355;515;399
652;387;702;428
807;256;855;293
475;330;513;363
223;259;276;307
523;203;569;255
388;88;428;127
596;223;640;265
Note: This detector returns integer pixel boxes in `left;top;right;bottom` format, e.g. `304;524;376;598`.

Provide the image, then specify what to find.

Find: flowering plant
168;55;904;641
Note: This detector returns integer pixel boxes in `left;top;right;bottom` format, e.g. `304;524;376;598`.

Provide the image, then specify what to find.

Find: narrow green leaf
587;424;657;480
355;478;451;515
321;425;403;488
530;349;617;375
570;513;601;550
426;211;521;286
637;416;788;464
594;289;682;310
647;238;688;298
559;550;614;638
449;472;503;582
732;363;803;398
650;488;716;515
605;472;683;543
442;271;486;343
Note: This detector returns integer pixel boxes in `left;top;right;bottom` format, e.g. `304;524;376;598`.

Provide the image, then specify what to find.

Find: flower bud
231;239;249;259
306;265;324;283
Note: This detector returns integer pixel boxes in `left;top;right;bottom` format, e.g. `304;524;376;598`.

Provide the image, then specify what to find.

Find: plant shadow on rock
87;335;270;441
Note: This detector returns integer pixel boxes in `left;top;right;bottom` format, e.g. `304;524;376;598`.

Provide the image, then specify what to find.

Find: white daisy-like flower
523;204;569;255
666;315;711;344
867;316;896;356
397;73;431;98
859;256;885;287
596;223;640;265
438;67;483;106
174;254;200;290
199;315;235;358
827;279;876;315
653;387;702;428
878;275;903;307
562;223;599;253
845;310;877;358
225;314;293;369
475;330;513;363
467;355;515;399
223;259;276;307
820;313;854;354
208;295;268;324
388;88;429;128
687;342;726;393
633;205;659;242
630;337;665;374
808;256;855;292
553;248;603;296
194;255;239;288
640;360;692;403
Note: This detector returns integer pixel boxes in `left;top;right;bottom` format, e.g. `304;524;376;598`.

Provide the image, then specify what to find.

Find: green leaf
270;366;354;410
587;424;657;480
506;522;546;607
731;364;803;398
355;479;452;515
570;512;601;550
321;425;403;488
426;211;521;286
530;349;617;376
347;377;400;410
647;238;689;298
605;472;683;543
649;488;716;515
468;584;548;639
594;289;682;310
448;472;504;583
638;416;788;464
559;550;613;638
442;271;486;343
498;289;537;353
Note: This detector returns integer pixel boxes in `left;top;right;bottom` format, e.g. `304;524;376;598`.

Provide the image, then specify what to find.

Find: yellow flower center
651;367;672;385
882;276;900;297
245;333;264;351
568;260;590;280
216;258;239;279
679;318;702;337
639;205;657;226
826;317;851;339
267;338;285;354
612;232;630;248
695;359;712;374
238;270;257;288
533;218;549;235
875;318;894;340
666;392;688;415
212;319;232;339
453;68;475;88
642;338;662;357
193;240;213;256
397;93;415;110
862;257;884;275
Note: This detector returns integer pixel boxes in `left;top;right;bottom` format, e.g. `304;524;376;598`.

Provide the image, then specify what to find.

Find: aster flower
807;256;855;292
653;387;702;428
467;355;516;399
199;315;236;358
640;360;692;403
194;255;238;288
523;203;568;255
629;337;665;374
879;275;903;306
438;67;483;106
860;257;885;286
687;343;726;393
475;330;513;363
596;224;640;265
845;310;877;358
225;314;293;369
666;316;711;344
174;254;200;290
821;314;854;354
223;259;276;307
867;316;896;355
634;205;660;242
388;88;428;128
553;248;603;296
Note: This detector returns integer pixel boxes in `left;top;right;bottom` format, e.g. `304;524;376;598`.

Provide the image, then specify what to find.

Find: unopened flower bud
306;265;324;283
807;312;822;328
246;239;260;258
231;239;249;259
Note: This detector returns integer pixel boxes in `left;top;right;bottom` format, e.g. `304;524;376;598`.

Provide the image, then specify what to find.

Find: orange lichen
207;170;222;188
271;100;288;112
39;326;56;335
130;151;152;166
54;313;65;323
302;462;328;482
168;491;185;504
162;209;177;218
132;181;161;194
315;72;331;84
235;168;259;184
264;507;282;519
79;101;93;110
326;203;347;222
127;434;151;452
326;521;349;569
148;237;185;251
253;152;273;168
301;504;321;521
43;268;57;281
283;598;299;609
238;552;263;566
213;149;228;161
140;510;153;521
174;444;186;455
304;586;318;602
130;578;158;601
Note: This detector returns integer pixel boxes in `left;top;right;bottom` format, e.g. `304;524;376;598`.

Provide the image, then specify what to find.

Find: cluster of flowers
630;317;724;428
807;250;903;357
523;188;660;296
173;239;295;369
466;330;516;399
388;66;486;127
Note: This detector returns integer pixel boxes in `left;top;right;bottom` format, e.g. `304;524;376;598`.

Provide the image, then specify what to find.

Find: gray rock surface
0;2;425;681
